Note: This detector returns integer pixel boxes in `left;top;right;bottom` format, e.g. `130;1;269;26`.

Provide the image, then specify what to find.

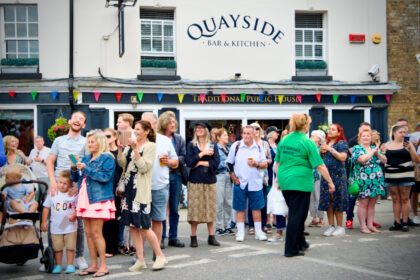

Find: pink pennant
200;94;206;104
296;95;302;103
221;94;226;103
385;95;390;103
94;92;101;102
315;93;321;103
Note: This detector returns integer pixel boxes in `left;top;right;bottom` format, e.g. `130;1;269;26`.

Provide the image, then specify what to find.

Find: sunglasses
105;134;112;138
255;127;260;130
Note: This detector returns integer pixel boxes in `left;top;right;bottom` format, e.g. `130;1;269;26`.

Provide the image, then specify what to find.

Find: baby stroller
0;164;54;272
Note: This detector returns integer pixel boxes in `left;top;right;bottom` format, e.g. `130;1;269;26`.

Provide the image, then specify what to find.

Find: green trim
1;58;39;66
296;60;327;69
141;59;176;69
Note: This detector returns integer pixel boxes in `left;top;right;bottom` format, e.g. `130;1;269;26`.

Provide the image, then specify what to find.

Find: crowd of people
0;111;419;275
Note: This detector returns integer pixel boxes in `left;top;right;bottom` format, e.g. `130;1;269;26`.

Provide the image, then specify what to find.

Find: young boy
2;166;38;213
41;170;77;274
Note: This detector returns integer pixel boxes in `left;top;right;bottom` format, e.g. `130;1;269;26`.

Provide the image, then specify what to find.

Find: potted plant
1;58;39;74
141;59;176;75
47;117;70;142
296;60;327;76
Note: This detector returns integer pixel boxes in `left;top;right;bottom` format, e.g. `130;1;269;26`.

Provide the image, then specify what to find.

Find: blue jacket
71;153;115;204
216;143;229;174
0;133;6;167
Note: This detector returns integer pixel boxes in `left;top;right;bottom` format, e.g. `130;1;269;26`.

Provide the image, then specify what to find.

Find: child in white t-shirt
41;170;77;274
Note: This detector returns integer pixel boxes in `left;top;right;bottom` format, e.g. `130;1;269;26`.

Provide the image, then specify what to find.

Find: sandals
308;220;319;227
79;269;98;276
248;227;255;235
265;225;272;234
93;271;109;278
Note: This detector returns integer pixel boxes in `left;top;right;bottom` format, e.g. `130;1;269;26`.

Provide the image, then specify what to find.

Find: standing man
141;112;179;251
46;111;88;270
227;125;268;242
28;136;50;183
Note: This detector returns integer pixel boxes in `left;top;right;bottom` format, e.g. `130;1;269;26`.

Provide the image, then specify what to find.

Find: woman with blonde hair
3;135;30;166
71;129;116;277
186;121;220;247
275;114;335;257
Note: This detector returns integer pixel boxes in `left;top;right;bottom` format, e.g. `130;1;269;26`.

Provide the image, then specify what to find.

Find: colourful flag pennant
278;95;284;104
178;93;184;104
220;94;226;103
73;90;79;101
350;95;356;104
385;94;390;103
137;92;144;103
259;94;264;102
93;92;101;102
8;91;15;98
51;91;58;100
115;92;122;102
199;94;206;104
296;95;302;103
30;91;38;101
367;95;373;104
240;93;246;102
333;94;339;104
157;93;163;103
315;93;321;103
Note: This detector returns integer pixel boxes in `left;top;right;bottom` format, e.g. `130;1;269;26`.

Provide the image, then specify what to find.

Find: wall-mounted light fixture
130;95;138;108
234;73;241;79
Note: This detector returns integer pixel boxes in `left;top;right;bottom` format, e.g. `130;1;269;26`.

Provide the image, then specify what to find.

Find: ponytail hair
289;113;311;132
135;120;156;143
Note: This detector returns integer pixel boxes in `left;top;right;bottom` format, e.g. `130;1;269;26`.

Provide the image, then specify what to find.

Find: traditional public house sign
187;14;285;47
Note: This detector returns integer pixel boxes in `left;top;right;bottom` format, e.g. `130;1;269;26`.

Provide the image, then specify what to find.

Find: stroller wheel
40;246;55;273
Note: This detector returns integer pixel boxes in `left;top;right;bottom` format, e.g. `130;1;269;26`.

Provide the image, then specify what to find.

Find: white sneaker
39;264;46;272
413;216;420;224
323;225;336;237
75;256;88;270
332;226;345;236
255;231;267;241
235;231;245;242
268;233;283;242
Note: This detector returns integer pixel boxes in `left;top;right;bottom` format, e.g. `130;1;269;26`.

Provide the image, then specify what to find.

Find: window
3;5;39;58
140;9;175;57
295;13;324;60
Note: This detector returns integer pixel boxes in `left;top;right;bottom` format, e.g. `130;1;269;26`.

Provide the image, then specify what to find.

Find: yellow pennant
367;95;373;104
178;93;184;103
278;95;284;104
73;90;80;101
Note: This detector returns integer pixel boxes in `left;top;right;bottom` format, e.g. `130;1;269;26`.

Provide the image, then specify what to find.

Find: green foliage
47;117;70;142
296;60;327;69
141;59;176;69
318;123;330;134
1;58;39;66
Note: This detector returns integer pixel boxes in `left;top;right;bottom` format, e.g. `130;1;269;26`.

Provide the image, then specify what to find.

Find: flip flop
79;269;97;276
93;271;109;278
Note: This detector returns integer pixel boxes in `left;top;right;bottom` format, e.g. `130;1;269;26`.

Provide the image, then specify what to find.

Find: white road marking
85;271;143;279
168;258;215;268
392;234;419;238
358;238;379;242
166;254;191;261
302;257;407;280
309;243;334;248
210;245;250;253
108;264;123;270
343;240;353;243
229;249;278;258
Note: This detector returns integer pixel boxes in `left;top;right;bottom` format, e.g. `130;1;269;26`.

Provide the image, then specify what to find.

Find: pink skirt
76;178;116;221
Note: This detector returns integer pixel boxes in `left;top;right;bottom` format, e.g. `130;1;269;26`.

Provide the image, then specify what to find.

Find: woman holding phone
384;125;418;232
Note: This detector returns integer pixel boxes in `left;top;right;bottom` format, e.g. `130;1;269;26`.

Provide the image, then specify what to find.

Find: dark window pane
152;39;162;52
295;30;303;42
18;40;28;53
30;40;38;53
152;23;162;36
304;30;313;43
4;6;15;22
314;31;323;42
141;38;151;51
295;45;303;57
28;6;38;21
141;22;151;36
17;23;27;37
5;24;15;37
6;40;17;52
28;23;38;37
304;45;312;57
164;24;173;37
164;39;173;52
295;13;323;28
16;6;27;22
315;45;323;57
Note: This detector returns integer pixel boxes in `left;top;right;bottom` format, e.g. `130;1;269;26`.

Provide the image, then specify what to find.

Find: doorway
113;111;145;129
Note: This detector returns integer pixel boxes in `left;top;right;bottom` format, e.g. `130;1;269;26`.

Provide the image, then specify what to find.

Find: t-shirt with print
275;132;324;192
43;192;77;234
3;184;32;200
151;133;178;190
50;135;86;178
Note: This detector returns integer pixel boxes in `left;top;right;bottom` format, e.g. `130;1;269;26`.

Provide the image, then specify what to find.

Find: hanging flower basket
47;117;70;142
318;123;330;134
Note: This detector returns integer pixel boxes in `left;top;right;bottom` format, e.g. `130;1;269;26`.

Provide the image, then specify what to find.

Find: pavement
1;200;420;280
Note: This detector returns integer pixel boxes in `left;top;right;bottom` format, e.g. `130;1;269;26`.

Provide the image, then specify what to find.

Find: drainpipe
68;0;75;111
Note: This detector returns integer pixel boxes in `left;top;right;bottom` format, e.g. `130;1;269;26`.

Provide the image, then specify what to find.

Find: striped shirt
384;148;415;184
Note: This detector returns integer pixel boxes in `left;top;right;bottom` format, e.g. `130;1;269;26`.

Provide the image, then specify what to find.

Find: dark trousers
103;219;120;254
162;172;183;240
346;194;357;221
282;190;311;255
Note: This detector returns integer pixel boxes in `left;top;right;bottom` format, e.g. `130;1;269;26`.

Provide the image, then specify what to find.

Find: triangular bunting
296;95;302;103
385;94;391;103
93;92;101;102
350;95;356;104
73;90;79;101
220;94;226;103
30;91;38;101
240;93;246;102
157;93;163;103
178;93;184;104
137;92;144;103
259;94;264;102
278;95;284;104
367;95;373;104
199;94;206;104
115;92;122;102
51;91;58;100
333;94;339;104
8;91;15;98
315;93;321;103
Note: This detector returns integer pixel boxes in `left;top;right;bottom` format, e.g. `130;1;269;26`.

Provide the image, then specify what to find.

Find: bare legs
83;218;108;276
357;197;379;233
390;186;411;224
137;227;165;259
190;221;215;236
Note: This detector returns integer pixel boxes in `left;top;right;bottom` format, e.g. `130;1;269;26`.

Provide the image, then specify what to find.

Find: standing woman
71;129;116;277
186;121;220;247
384;125;418;232
352;129;387;233
275;114;335;257
118;120;167;271
318;124;349;237
103;128;123;257
3;135;30;166
215;128;234;236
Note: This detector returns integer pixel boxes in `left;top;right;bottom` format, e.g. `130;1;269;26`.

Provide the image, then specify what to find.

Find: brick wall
387;0;420;132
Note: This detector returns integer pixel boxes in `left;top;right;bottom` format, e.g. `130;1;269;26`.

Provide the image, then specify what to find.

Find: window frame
140;18;175;58
295;27;326;61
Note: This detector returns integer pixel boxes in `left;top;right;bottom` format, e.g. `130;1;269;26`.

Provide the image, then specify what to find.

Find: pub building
0;0;399;154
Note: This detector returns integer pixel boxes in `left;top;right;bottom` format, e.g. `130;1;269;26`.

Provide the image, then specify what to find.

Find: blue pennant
259;94;264;102
157;93;163;103
52;91;59;100
350;95;356;104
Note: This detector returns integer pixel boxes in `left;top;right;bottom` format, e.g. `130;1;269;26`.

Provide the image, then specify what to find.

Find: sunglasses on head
105;134;112;138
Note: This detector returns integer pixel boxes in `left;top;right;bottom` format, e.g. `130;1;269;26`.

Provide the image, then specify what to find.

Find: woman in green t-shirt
275;113;335;258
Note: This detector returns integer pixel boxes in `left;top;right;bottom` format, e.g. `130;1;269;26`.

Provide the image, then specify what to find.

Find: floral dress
319;140;349;212
351;145;385;198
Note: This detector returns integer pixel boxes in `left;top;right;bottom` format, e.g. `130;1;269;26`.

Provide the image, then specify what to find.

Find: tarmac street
1;200;419;280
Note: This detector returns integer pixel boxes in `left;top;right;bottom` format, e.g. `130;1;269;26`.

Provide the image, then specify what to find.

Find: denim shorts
151;185;169;221
385;182;415;188
232;184;264;211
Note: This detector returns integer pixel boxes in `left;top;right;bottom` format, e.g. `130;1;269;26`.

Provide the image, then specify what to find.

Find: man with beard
45;111;88;271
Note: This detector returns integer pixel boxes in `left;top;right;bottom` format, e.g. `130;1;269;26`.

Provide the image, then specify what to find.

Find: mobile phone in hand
118;130;132;146
403;136;410;143
68;154;78;165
